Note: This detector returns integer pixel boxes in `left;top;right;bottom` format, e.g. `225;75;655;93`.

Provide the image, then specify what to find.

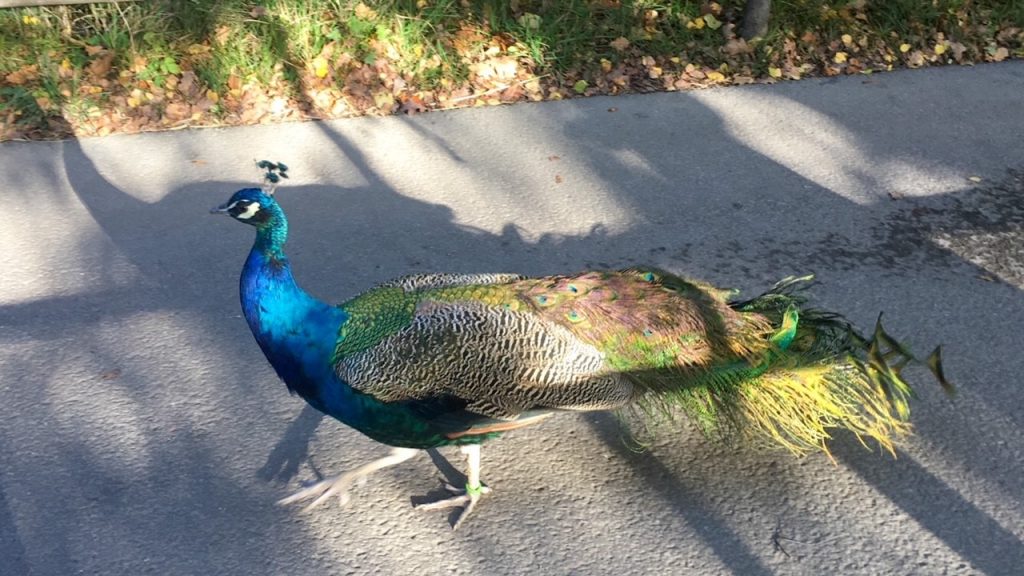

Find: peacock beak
210;203;231;215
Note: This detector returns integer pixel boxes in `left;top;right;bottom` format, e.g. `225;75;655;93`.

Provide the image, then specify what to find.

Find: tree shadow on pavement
3;65;1021;573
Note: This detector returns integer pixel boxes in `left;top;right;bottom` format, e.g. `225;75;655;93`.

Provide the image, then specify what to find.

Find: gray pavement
2;62;1023;575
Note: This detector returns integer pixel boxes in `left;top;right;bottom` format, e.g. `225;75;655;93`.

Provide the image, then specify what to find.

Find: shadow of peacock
212;163;952;530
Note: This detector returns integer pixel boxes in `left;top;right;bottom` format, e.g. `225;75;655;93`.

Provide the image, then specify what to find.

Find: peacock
212;162;952;529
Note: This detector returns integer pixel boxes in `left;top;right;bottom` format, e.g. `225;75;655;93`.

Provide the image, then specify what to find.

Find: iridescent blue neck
239;211;348;401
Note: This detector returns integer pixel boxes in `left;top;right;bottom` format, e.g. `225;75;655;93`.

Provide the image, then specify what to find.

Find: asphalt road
2;62;1023;575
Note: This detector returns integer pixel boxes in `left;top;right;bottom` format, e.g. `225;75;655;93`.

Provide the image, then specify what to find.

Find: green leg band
465;482;484;496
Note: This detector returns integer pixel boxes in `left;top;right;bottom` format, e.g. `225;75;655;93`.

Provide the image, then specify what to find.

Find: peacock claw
277;448;420;514
414;482;491;530
277;473;356;512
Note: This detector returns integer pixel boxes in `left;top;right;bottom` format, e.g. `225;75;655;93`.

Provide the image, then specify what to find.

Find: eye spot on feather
642;272;656;282
566;310;583;323
567;284;579;293
643;329;653;337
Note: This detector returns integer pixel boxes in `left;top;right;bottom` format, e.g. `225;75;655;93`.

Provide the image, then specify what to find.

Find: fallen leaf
250;6;267;18
841;34;854;47
178;71;199;98
88;52;115;80
517;12;541;30
702;14;722;30
214;26;232;45
934;43;946;56
313;56;329;78
723;38;749;56
768;66;783;78
899;43;912;53
400;94;427;115
949;42;967;62
4;65;39;85
992;47;1009;62
833;51;848;63
163;102;191;122
555;175;563;184
705;70;725;82
354;2;377;19
610;37;630;52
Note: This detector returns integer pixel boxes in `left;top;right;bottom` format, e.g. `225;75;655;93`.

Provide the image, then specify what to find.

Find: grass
1;1;1022;139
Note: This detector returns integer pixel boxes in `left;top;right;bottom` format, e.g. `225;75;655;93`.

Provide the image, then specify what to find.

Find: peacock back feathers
330;267;949;453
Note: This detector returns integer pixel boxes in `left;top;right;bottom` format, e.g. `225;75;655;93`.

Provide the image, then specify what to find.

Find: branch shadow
3;64;1022;574
834;435;1024;575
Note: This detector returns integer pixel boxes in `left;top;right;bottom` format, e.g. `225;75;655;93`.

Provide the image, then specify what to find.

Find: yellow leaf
703;14;722;30
127;97;140;108
354;3;377;20
600;58;613;73
206;90;219;103
313;56;329;78
768;67;783;78
706;71;725;82
841;34;853;47
687;18;705;30
934;43;946;55
833;51;848;64
899;43;911;53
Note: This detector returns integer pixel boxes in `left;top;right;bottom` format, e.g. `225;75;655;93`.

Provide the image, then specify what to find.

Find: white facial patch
235;201;261;220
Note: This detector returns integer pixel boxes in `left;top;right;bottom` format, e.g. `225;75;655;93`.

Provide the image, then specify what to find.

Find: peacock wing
334;298;635;421
377;272;526;291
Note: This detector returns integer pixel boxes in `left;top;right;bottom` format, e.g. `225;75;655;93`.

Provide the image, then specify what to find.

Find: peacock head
212;160;291;229
210;188;283;228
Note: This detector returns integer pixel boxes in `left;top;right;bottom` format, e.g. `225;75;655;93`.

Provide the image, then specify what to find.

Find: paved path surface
2;62;1023;575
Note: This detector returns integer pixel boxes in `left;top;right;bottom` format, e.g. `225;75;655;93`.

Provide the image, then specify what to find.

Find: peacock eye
232;200;262;220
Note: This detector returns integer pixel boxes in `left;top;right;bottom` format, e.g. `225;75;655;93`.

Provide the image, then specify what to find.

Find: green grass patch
1;1;1022;139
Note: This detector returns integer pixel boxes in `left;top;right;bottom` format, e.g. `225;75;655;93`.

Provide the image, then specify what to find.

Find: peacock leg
278;447;420;512
414;443;490;530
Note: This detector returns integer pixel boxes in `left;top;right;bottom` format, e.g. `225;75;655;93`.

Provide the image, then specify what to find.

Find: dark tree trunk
740;0;772;40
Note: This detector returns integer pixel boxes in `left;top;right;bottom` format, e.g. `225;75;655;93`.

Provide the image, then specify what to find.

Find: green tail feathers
631;275;953;455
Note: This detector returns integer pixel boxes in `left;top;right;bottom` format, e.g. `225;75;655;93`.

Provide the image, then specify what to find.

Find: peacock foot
414;481;491;530
277;447;420;512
